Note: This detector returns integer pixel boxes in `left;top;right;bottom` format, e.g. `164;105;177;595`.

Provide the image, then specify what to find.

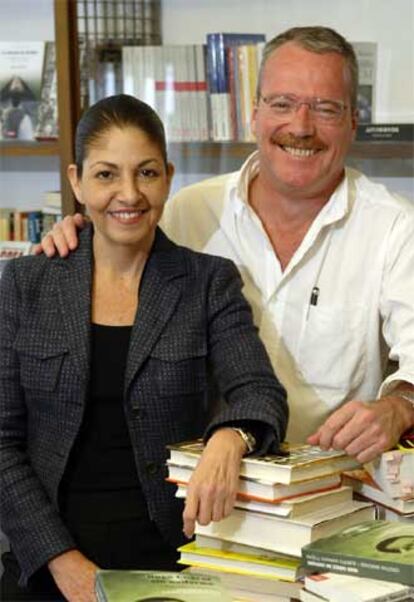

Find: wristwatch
231;427;256;455
397;389;414;409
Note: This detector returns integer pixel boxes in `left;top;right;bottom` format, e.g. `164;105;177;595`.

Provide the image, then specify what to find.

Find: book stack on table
343;433;414;524
167;440;376;602
301;520;414;601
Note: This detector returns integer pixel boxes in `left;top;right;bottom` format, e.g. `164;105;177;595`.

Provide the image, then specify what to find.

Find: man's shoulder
171;171;238;206
351;168;414;218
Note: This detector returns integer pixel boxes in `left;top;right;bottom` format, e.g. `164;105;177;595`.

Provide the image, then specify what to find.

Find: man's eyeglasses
259;94;348;124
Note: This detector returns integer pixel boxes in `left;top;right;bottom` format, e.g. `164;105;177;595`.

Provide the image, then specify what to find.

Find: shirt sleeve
378;210;414;396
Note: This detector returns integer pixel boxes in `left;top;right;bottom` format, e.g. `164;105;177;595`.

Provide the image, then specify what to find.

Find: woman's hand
48;549;98;602
182;428;246;538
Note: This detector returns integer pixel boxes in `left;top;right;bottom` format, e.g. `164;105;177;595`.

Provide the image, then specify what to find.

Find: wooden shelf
1;140;60;157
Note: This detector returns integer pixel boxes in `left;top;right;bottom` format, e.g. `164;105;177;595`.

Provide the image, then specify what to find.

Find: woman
0;95;288;601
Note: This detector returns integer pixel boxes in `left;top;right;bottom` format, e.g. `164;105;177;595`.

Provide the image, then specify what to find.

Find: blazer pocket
150;332;207;395
14;334;68;392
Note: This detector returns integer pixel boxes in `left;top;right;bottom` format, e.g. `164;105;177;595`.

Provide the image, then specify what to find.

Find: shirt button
132;407;146;418
146;462;160;475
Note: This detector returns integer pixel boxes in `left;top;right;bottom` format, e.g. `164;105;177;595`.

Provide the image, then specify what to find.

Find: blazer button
146;462;160;475
132;407;146;418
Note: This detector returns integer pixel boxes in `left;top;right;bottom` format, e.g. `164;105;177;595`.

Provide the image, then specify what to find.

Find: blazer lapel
55;226;93;384
124;229;187;395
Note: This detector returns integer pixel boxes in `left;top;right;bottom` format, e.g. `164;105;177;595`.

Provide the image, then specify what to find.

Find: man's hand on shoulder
307;394;414;463
33;213;86;257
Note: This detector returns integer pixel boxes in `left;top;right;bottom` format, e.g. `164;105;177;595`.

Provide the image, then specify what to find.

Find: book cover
302;520;414;585
0;41;45;140
304;572;414;602
35;41;58;140
95;570;231;602
356;123;414;142
352;42;377;123
168;439;360;484
178;541;304;582
195;501;374;558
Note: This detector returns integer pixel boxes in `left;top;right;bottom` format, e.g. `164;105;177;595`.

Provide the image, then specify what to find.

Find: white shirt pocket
296;304;367;405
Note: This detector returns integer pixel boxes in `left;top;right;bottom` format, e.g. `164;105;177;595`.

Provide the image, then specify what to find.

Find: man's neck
248;171;344;271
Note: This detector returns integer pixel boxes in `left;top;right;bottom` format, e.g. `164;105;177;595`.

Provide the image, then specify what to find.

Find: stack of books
301;520;414;600
167;440;375;602
343;433;414;524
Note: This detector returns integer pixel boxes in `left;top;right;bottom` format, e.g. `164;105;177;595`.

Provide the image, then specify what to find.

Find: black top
60;323;148;522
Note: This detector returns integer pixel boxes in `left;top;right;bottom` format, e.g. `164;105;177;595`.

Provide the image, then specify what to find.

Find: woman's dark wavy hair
74;94;168;176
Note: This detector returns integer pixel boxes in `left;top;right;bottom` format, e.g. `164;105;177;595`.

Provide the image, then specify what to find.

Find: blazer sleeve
203;258;288;451
0;260;75;586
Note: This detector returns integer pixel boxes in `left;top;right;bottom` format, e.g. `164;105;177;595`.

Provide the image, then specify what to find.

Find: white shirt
161;152;414;442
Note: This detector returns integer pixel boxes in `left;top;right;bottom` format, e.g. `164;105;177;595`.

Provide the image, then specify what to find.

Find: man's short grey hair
256;26;359;110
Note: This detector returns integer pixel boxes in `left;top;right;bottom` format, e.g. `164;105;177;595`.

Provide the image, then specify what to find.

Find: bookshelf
1;0;413;223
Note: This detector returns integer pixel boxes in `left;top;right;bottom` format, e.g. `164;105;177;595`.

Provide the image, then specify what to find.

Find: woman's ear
67;164;85;205
166;161;175;190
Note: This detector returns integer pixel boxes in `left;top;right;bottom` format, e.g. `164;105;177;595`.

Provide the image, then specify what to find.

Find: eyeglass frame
258;93;350;124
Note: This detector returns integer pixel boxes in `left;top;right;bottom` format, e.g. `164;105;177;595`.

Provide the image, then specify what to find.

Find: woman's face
68;125;174;251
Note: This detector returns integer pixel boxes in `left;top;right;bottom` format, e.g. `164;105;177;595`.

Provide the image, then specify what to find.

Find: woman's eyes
95;169;159;181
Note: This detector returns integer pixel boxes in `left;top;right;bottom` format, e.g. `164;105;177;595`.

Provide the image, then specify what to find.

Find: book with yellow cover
168;440;360;485
178;541;304;581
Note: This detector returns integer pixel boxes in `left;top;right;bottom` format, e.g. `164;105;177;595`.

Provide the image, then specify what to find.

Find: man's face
252;42;357;200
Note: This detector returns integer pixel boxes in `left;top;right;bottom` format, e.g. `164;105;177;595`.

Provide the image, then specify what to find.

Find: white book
168;462;342;502
168;440;360;485
195;501;375;558
343;469;414;514
176;483;353;519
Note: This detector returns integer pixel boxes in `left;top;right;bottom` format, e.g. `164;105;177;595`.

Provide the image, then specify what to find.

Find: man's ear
67;164;85;205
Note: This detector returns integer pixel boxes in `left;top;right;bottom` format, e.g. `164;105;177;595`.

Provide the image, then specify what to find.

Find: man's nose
289;102;316;136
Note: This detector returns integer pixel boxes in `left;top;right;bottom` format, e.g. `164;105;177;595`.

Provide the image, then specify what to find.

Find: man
40;26;414;462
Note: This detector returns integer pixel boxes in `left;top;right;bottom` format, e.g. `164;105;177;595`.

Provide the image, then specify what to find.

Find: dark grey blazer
0;224;287;584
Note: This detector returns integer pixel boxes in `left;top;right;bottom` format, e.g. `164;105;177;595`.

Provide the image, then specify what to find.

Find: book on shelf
168;439;360;485
168;461;342;502
176;483;353;519
302;572;413;602
35;41;58;140
178;540;304;582
206;32;265;141
352;42;377;124
302;520;414;586
95;569;231;602
0;240;32;280
356;123;414;142
0;41;45;140
195;501;375;558
187;566;303;600
343;469;414;515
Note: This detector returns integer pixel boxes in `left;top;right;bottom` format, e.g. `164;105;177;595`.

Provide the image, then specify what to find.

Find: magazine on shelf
352;41;377;123
0;41;45;140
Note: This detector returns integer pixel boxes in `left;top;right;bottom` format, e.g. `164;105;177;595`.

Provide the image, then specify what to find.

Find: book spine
27;211;42;244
